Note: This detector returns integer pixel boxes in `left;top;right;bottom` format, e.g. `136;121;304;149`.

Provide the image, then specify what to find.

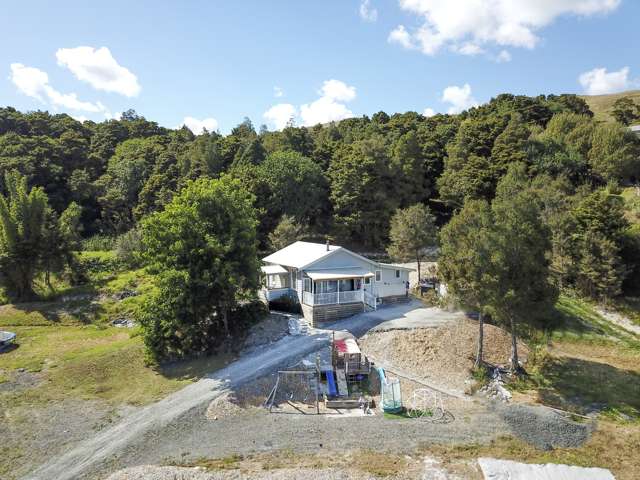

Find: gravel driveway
24;302;435;480
23;302;593;480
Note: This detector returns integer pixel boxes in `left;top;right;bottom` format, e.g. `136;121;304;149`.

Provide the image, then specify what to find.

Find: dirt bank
360;318;529;393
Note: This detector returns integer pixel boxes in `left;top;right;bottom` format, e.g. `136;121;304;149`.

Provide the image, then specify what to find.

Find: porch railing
303;289;364;306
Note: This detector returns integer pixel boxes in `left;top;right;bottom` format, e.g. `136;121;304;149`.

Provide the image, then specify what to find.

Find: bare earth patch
360;318;528;393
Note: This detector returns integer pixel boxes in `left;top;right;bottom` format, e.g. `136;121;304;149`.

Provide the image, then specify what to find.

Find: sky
2;0;639;134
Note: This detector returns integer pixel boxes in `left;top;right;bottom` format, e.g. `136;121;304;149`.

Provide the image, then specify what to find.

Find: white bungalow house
260;241;414;325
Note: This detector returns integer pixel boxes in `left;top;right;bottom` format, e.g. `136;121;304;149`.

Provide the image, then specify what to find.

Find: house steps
288;316;310;336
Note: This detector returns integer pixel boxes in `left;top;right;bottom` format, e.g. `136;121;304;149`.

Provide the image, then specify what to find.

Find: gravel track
23;303;421;480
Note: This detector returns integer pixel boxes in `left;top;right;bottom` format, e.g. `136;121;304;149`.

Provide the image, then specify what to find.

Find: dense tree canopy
138;176;259;360
0;88;638;322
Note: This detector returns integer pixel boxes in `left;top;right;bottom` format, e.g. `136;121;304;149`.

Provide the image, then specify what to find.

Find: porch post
337;278;340;304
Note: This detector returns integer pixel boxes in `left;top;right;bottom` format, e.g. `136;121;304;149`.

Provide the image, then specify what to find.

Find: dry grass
188;450;415;478
581;90;640;123
425;421;640;480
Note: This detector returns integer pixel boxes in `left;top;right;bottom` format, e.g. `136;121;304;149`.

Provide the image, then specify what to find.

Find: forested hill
2;91;640;358
2;93;638;249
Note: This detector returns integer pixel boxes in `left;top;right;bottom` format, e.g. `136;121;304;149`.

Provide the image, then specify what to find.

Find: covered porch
260;264;293;301
302;268;376;307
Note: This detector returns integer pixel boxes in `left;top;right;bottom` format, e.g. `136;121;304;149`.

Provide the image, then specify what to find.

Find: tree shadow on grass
538;356;640;419
1;284;106;326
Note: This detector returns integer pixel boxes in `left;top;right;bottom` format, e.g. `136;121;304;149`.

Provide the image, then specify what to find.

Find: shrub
82;234;118;251
116;229;142;268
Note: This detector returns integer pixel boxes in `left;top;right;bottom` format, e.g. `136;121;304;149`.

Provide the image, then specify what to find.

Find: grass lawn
511;294;640;422
0;251;233;407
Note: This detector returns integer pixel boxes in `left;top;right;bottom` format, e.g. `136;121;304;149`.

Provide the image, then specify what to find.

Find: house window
364;277;371;285
395;270;400;278
375;270;381;282
304;277;312;292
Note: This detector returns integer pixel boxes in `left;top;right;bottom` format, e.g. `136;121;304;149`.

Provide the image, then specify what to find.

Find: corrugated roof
261;264;288;274
262;241;341;269
306;267;374;280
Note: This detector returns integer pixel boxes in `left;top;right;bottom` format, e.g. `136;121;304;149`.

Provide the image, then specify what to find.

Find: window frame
375;270;381;282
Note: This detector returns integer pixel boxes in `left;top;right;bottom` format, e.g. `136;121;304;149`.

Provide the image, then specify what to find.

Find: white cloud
56;46;141;97
495;49;512;63
179;116;219;134
388;25;414;49
359;0;378;22
300;97;354;127
10;63;107;113
390;0;620;57
319;79;356;102
441;83;478;114
423;107;436;117
274;86;284;98
579;66;631;95
455;42;484;56
263;79;357;129
264;103;297;130
300;80;356;126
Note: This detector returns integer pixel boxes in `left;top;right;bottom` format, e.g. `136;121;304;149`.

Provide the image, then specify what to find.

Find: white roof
306;267;374;280
262;241;341;269
261;264;287;274
379;263;415;271
630;125;640;133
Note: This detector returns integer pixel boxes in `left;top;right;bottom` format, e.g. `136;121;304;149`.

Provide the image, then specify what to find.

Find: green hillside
581;90;640;123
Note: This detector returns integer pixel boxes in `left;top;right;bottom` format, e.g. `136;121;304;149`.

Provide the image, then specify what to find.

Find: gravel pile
241;313;290;354
494;403;594;450
360;318;528;393
205;392;243;420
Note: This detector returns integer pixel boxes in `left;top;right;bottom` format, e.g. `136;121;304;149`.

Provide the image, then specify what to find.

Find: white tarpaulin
479;458;615;480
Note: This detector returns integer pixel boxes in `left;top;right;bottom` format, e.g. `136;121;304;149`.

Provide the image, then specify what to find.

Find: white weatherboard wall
375;266;408;298
307;249;372;271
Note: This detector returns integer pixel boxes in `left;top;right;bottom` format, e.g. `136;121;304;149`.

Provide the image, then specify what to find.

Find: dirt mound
359;318;528;392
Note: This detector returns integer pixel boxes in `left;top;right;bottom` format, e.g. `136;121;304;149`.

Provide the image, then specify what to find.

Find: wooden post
315;353;321;415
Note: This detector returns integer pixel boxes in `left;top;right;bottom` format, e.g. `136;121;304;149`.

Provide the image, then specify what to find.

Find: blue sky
3;1;639;133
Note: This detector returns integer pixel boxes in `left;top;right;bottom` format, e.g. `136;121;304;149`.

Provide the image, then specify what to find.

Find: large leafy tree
268;215;309;251
138;176;259;360
487;166;557;371
611;96;640;126
439;199;493;367
387;203;437;282
588;123;640;183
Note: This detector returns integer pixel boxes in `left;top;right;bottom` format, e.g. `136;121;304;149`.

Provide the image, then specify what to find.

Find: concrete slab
371;306;464;332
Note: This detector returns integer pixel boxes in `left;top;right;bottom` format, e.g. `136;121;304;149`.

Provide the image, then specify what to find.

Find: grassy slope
0;251;232;407
580;89;640;123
